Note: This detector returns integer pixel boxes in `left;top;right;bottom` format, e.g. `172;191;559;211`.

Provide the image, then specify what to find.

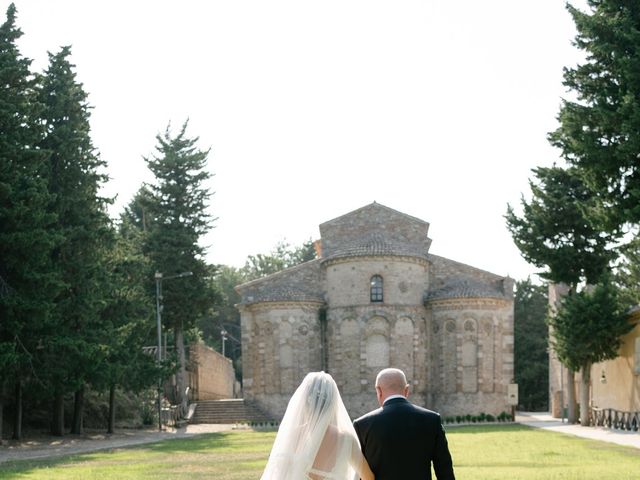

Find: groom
353;368;455;480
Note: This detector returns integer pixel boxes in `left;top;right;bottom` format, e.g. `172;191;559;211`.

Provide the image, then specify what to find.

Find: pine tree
0;3;60;440
37;46;112;435
549;1;640;229
143;121;215;414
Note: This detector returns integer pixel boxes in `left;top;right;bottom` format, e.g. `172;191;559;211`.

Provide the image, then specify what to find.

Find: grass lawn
0;424;638;479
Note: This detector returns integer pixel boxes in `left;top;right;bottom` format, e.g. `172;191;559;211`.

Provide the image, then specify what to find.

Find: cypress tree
37;46;112;435
0;3;60;441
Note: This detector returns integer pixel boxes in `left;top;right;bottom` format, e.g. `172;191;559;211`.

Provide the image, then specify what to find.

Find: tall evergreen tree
0;4;60;440
37;46;112;435
506;166;617;286
514;279;549;411
143;121;215;414
549;1;640;228
505;165;616;423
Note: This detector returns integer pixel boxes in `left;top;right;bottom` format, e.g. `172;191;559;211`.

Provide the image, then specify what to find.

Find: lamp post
155;270;192;431
221;329;228;357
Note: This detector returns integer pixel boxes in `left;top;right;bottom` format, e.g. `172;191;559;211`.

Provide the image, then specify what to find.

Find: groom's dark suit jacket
353;397;455;480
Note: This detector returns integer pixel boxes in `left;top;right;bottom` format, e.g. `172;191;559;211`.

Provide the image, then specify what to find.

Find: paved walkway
0;424;236;464
516;411;640;449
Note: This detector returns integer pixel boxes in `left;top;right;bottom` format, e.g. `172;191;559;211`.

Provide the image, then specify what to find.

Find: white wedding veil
260;372;363;480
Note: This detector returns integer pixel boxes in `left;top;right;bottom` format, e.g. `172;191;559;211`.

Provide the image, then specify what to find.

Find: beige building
236;203;515;419
549;286;640;419
591;307;640;413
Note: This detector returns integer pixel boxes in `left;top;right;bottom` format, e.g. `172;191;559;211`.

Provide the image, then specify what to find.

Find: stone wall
324;256;429;307
326;303;429;418
189;343;235;400
240;301;323;418
428;297;513;416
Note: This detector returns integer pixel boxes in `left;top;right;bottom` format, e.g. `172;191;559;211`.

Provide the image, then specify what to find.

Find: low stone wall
189;343;235;400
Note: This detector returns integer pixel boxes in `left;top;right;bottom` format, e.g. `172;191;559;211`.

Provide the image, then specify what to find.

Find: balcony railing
590;407;640;432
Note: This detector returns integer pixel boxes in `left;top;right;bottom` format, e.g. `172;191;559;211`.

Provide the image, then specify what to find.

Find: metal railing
590;407;640;431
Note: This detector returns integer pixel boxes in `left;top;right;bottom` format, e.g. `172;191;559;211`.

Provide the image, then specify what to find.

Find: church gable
318;202;432;260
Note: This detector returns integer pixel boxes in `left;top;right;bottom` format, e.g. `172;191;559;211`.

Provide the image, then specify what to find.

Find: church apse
236;202;514;419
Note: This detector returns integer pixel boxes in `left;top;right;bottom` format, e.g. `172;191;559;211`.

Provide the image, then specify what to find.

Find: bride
260;372;374;480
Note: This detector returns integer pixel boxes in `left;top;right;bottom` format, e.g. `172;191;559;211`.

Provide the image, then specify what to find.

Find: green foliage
547;277;634;373
514;278;549;411
240;239;317;280
549;1;640;227
35;46;113;420
143;121;215;333
0;3;60;409
614;234;640;308
96;220;159;393
505;166;617;286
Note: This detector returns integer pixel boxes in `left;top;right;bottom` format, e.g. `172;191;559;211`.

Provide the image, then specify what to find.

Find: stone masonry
236;202;514;419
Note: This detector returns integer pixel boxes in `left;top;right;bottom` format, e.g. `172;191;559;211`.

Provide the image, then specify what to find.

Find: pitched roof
425;276;511;301
236;259;324;305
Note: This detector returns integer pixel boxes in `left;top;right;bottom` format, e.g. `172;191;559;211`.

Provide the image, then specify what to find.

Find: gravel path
0;424;237;464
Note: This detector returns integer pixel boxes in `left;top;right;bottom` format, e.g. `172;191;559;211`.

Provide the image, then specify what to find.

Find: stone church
237;203;514;419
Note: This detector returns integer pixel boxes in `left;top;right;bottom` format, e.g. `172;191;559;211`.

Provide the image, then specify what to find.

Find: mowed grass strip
0;424;638;479
445;424;639;480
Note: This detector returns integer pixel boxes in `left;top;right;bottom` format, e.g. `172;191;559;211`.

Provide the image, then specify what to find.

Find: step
190;398;274;424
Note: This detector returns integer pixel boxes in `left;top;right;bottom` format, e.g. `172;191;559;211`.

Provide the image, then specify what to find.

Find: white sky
5;0;587;282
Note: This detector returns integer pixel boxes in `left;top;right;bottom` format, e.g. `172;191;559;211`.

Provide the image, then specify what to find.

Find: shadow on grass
446;423;532;434
0;432;235;478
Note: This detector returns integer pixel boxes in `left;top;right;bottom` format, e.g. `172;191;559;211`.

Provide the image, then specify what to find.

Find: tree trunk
0;394;4;443
567;370;578;424
107;384;116;434
12;380;22;440
71;385;85;435
52;390;65;436
580;363;591;426
175;323;188;417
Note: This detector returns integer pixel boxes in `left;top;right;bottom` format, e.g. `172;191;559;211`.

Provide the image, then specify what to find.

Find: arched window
370;275;383;302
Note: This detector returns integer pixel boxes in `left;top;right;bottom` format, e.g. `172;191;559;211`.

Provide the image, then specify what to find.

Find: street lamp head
155;272;163;280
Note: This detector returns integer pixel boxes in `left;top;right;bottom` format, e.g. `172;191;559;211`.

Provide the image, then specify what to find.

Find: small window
370;275;383;303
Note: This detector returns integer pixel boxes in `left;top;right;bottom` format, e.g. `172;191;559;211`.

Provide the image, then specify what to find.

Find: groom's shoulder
411;403;442;418
354;406;383;425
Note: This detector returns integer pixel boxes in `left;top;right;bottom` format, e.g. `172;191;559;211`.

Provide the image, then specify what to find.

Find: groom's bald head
375;368;409;405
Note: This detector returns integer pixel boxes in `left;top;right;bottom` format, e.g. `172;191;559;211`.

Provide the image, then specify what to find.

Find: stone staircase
190;398;274;424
